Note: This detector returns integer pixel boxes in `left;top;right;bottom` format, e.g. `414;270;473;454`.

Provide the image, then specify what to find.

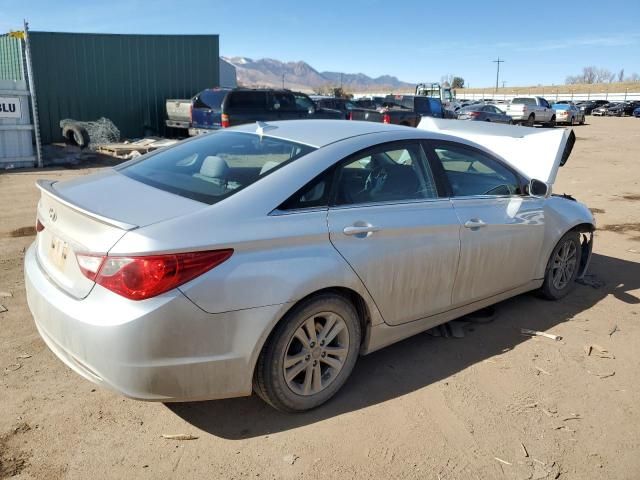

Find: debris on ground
0;291;12;298
608;325;619;337
584;345;593;356
535;366;552;376
16;354;31;360
588;344;615;359
161;434;198;440
494;457;512;465
60;117;120;149
541;408;557;417
96;137;179;159
520;443;529;457
0;304;7;313
4;363;21;372
521;329;563;341
587;370;616;379
283;454;299;465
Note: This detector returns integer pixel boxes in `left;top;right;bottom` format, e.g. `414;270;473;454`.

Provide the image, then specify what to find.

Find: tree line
566;66;640;84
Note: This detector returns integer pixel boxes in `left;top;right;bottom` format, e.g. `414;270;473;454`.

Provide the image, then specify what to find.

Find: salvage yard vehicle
188;88;342;135
457;104;512;123
506;96;556;127
591;103;614;116
606;101;640;117
349;94;444;126
165;98;192;130
25;119;594;412
552;103;585;125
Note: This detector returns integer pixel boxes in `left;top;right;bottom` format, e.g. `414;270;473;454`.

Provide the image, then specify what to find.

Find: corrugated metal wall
28;32;219;144
0;35;24;81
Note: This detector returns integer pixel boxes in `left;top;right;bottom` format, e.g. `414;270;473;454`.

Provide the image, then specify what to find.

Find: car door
426;141;546;306
327;140;461;326
270;92;302;120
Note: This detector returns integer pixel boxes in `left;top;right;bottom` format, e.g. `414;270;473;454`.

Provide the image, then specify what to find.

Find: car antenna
256;121;277;138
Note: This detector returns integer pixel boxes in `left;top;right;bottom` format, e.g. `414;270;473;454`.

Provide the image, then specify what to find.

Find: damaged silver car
25;118;594;412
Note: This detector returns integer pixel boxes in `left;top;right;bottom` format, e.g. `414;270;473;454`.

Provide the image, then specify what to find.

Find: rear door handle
464;219;487;229
343;224;381;237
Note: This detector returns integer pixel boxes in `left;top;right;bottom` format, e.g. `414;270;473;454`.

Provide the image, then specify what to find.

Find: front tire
254;293;361;412
539;231;581;300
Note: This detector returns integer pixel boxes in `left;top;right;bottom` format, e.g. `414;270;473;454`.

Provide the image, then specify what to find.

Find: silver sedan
25;119;595;412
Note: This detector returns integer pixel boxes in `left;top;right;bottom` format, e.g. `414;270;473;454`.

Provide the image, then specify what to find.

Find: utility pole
493;57;504;94
340;73;343;90
502;81;506;89
282;74;285;89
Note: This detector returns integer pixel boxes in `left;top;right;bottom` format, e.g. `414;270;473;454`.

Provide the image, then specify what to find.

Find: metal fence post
23;20;43;168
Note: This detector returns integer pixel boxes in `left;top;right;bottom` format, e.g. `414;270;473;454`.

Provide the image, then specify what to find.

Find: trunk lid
418;117;575;185
35;170;206;298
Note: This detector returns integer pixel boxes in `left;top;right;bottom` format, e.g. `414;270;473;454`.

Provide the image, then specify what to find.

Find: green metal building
1;31;220;144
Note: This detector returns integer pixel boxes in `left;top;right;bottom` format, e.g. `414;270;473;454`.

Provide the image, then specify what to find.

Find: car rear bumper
165;119;190;129
24;243;285;402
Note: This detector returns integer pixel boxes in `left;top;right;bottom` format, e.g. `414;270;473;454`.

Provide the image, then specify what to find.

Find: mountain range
222;56;414;93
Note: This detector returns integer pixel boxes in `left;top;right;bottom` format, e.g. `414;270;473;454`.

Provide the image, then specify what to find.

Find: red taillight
469;111;480;117
76;250;233;300
36;218;45;233
221;114;230;128
347;111;353;120
382;113;391;124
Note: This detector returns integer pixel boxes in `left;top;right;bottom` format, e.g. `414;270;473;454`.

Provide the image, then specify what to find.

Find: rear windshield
511;98;537;105
194;90;227;110
414;97;432;114
119;132;316;205
552;104;570;110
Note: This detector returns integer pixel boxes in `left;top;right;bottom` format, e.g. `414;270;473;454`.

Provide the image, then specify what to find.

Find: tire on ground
254;292;362;412
62;123;90;149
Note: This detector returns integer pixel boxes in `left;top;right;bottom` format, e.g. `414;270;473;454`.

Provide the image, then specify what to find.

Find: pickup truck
349;95;444;127
165;99;191;130
505;97;556;127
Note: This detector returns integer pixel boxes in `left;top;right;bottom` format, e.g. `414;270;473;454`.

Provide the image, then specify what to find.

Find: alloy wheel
283;312;350;396
551;240;577;290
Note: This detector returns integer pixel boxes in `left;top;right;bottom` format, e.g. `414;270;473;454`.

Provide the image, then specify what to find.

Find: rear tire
580;116;585;125
254;293;361;412
539;231;581;300
545;115;556;128
526;114;535;127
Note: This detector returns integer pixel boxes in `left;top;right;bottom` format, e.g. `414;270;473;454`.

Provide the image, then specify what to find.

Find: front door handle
343;224;381;237
464;219;487;229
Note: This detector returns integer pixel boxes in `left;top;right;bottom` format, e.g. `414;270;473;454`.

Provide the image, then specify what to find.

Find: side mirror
529;179;549;197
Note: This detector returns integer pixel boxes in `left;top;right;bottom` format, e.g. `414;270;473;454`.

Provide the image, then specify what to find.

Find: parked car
350;95;444;127
605;101;640;117
633;106;640;118
188;88;343;135
552;104;585;125
505;97;556;127
592;103;615;116
25;118;593;412
577;101;598;115
456;104;512;123
314;97;356;119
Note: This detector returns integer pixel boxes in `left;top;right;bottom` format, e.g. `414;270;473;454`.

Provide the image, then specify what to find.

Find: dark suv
189;88;342;135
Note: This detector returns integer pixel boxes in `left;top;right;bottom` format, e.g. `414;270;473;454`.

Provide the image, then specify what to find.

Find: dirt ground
1;116;639;480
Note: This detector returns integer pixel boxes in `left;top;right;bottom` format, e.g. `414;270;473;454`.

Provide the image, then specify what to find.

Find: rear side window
227;91;267;111
119;132;315;205
193;90;227;110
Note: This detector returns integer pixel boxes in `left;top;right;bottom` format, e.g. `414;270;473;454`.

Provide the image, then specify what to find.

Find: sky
1;0;639;87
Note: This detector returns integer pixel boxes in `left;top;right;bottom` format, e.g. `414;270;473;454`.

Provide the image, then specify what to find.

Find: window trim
275;140;448;214
423;139;528;199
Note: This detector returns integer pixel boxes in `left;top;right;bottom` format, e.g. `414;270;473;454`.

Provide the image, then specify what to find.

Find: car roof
229;119;419;148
